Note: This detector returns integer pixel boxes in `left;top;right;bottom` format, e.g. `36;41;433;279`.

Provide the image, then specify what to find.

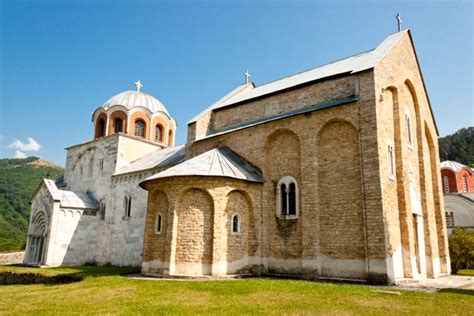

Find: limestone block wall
209;75;360;134
0;252;24;265
142;177;262;276
374;31;449;279
47;208;98;266
44;134;164;267
169;69;392;282
103;172;152;267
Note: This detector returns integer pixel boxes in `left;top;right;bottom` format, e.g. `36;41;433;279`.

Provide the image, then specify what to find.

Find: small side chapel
25;29;450;284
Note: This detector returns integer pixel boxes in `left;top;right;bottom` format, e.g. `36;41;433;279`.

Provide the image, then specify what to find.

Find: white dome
102;90;169;115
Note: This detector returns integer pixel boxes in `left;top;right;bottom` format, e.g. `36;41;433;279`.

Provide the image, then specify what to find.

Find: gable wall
374;32;450;279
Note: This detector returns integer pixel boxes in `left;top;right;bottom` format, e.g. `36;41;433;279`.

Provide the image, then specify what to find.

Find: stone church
24;29;450;284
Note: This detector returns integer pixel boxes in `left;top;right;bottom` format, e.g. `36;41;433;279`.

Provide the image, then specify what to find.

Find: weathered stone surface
0;252;24;266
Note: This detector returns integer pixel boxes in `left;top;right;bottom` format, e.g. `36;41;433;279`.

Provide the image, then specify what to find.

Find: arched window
231;213;240;234
124;196;132;218
135;120;145;138
155;214;162;234
443;176;449;193
155;124;163;142
168;129;173;146
114;119;123;133
95;118;106;138
405;112;412;146
276;176;298;218
462;176;468;192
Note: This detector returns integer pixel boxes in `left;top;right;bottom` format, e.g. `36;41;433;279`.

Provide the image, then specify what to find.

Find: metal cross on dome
134;80;143;92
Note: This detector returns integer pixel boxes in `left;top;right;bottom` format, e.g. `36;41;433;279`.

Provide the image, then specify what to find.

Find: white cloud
14;150;27;158
9;137;41;152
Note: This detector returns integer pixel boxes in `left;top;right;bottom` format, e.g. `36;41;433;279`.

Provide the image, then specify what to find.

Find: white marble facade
24;88;183;267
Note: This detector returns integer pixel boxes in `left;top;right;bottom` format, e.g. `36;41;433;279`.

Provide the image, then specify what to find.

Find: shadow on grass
438;288;474;296
0;265;140;285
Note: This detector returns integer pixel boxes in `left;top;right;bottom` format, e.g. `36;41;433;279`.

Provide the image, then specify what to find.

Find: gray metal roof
44;179;99;209
114;145;185;176
141;147;263;186
189;30;407;121
188;82;255;123
441;160;472;173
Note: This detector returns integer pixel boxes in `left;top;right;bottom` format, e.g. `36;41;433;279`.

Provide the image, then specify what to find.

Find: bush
449;227;474;273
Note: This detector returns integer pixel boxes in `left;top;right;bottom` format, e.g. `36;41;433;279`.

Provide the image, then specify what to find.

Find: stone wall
0;251;24;265
374;31;450;279
142;177;262;276
141;31;448;284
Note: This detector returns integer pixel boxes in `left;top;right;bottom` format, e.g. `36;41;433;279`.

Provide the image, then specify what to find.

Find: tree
449;227;474;273
439;127;474;167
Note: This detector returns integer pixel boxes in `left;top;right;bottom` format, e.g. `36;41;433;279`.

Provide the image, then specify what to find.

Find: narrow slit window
281;183;287;215
89;158;94;177
388;144;395;177
232;214;240;234
100;202;106;220
156;214;162;233
288;183;296;215
462;176;468;192
124;196;132;218
405;113;412;146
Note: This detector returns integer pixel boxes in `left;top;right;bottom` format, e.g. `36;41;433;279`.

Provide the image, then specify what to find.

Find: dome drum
92;87;176;146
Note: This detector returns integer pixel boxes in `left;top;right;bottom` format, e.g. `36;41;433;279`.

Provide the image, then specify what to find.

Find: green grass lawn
457;269;474;277
1;266;472;315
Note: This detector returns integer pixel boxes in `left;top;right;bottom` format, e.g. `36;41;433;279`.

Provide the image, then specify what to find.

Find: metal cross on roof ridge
244;70;251;84
396;13;402;32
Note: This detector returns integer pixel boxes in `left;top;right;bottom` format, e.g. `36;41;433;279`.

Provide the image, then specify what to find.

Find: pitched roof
189;30;408;123
114;145;185;176
441;160;472;173
140;147;263;187
188;82;255;123
43;179;99;209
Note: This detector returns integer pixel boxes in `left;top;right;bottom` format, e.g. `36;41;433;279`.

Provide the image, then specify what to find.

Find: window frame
404;109;413;148
276;176;299;219
443;176;450;193
155;213;163;234
231;213;241;235
99;201;106;220
135;120;145;138
124;195;132;218
155;124;163;142
387;141;395;180
462;176;468;192
114;119;123;133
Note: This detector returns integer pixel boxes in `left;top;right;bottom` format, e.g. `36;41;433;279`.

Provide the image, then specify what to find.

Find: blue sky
0;0;472;166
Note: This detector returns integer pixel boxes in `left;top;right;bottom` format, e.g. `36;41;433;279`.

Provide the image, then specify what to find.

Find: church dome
102;90;169;116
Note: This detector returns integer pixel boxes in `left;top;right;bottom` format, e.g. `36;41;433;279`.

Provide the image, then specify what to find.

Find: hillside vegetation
0;157;62;251
439;127;474;167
